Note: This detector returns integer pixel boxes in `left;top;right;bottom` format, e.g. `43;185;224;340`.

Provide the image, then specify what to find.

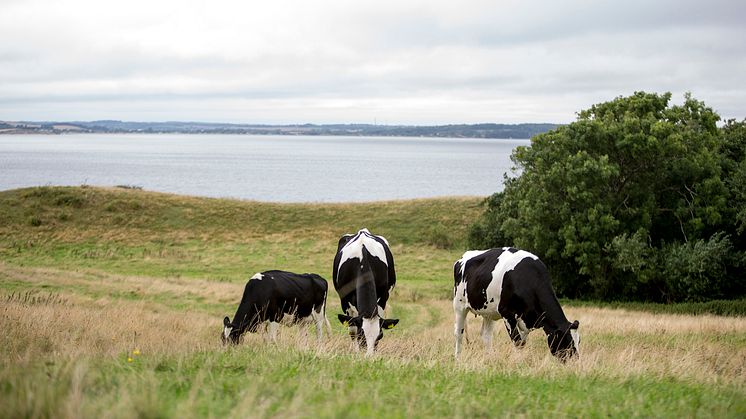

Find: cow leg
453;307;468;358
311;307;325;343
268;321;279;343
515;317;530;345
324;313;332;335
481;317;496;349
506;315;531;348
503;317;526;347
344;307;360;351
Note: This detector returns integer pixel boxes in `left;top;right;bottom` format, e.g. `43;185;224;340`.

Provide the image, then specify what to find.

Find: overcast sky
1;0;744;125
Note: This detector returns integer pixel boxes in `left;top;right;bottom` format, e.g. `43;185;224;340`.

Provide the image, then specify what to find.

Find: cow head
547;320;580;361
221;316;241;345
338;314;399;350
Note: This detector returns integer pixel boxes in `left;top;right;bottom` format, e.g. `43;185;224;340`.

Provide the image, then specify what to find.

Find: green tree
720;119;746;235
470;92;744;302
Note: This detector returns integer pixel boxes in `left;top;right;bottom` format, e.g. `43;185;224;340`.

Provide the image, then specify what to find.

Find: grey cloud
0;0;744;123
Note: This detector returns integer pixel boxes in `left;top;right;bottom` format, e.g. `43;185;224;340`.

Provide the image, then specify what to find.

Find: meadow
1;186;745;418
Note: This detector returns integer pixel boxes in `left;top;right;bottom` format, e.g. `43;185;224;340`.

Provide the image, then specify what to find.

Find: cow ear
223;316;231;327
570;320;579;329
382;318;399;330
338;314;352;326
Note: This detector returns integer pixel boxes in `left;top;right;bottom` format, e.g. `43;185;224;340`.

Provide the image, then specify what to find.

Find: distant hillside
0;120;558;139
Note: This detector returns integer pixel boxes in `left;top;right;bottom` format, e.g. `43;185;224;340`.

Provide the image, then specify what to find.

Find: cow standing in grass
333;228;399;355
453;247;580;361
222;270;330;344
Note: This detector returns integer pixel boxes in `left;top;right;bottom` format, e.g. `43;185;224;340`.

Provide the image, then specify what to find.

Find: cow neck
535;286;572;335
232;290;258;333
232;304;252;332
355;247;379;319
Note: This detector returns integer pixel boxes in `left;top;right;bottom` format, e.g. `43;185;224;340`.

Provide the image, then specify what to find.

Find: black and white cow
222;270;330;344
333;228;399;355
453;247;580;360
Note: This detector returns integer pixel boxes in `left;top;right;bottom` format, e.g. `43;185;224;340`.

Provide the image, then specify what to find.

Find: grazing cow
333;228;399;355
222;270;330;344
453;247;580;361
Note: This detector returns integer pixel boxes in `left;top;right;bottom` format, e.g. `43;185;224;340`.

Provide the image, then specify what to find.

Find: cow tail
323;286;332;333
355;248;378;319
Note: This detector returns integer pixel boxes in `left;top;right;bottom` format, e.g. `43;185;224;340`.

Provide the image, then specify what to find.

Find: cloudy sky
1;0;744;125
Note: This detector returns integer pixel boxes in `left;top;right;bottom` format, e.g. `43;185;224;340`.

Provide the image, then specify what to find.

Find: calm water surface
0;134;528;202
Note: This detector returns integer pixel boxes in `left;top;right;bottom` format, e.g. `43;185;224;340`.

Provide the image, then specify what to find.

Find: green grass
562;298;746;317
3;347;743;418
1;186;745;418
0;186;479;282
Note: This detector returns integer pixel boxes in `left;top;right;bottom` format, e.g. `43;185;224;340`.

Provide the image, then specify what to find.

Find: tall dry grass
2;262;744;389
379;299;746;386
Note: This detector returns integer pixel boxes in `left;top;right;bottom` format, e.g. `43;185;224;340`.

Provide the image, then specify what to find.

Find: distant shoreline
0;120;557;139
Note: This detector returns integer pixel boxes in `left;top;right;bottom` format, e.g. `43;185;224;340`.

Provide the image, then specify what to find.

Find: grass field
1;186;745;418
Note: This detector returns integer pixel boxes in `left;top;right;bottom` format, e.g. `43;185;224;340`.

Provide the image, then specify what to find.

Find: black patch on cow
459;248;505;311
456;248;579;360
224;270;328;344
333;231;396;318
332;230;399;348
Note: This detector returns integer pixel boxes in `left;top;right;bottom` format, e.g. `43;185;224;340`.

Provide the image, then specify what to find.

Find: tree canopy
469;92;746;302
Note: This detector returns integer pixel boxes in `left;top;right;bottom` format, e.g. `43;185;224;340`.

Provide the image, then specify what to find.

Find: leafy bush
104;199;144;212
426;223;454;249
661;233;732;302
470;92;746;302
563;298;746;316
52;193;84;207
20;186;87;208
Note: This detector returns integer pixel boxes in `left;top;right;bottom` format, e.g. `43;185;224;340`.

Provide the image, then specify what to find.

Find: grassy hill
0;186;482;290
1;187;744;417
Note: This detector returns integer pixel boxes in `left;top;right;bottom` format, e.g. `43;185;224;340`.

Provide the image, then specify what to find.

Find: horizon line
1;119;562;127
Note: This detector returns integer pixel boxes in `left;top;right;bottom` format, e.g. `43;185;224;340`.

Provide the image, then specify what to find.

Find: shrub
469;92;745;302
661;233;733;302
426;223;454;249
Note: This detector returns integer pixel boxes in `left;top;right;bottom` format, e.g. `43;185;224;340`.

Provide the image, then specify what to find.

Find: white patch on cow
499;247;539;271
360;228;390;247
223;326;233;340
480;249;540;318
453;280;468;312
251;272;263;281
570;329;580;352
456;249;489;278
337;229;389;277
362;315;380;356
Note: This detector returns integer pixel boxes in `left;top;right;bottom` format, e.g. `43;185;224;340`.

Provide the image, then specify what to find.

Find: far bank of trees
469;92;746;302
0;120;558;138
